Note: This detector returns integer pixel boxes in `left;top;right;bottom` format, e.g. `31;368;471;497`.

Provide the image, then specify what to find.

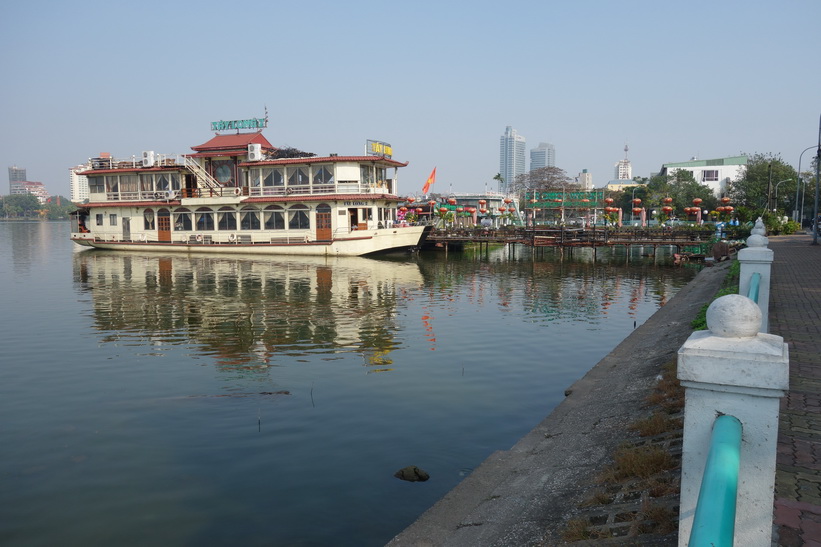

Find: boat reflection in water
73;249;424;372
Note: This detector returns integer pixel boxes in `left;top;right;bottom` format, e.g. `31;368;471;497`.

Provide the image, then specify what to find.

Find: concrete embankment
388;261;731;546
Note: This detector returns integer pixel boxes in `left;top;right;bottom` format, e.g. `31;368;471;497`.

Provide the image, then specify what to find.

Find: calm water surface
0;222;698;546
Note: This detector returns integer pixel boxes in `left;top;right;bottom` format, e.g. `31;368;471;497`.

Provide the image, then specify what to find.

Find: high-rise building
70;163;91;203
499;126;526;192
577;169;593;190
530;142;555;171
8;165;26;193
614;144;632;180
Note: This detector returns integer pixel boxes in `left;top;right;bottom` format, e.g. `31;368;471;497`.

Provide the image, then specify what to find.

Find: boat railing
89;154;184;170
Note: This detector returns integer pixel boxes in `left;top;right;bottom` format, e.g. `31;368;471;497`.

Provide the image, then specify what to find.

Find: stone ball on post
705;294;762;338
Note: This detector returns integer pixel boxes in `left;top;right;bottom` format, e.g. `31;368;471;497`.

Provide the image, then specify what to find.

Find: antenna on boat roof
264;105;269;131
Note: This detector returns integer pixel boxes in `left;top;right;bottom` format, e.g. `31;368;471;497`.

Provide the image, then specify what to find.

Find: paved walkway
768;233;821;546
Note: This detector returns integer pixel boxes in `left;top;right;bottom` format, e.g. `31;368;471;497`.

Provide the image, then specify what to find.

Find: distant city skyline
1;1;819;198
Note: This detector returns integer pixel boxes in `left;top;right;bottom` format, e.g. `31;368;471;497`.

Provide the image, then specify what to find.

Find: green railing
747;271;761;303
689;414;742;546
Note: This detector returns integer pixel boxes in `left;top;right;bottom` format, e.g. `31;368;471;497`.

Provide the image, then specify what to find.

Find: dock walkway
768;234;821;546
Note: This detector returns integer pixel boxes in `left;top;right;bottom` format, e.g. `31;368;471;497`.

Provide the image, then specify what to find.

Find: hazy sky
2;0;819;198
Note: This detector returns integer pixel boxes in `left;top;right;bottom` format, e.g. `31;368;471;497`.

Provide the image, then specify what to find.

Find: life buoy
228;233;236;243
196;234;203;242
286;187;294;194
139;233;148;242
234;188;242;196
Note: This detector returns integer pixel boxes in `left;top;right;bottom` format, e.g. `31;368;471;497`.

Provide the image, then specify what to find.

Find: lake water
0;221;698;546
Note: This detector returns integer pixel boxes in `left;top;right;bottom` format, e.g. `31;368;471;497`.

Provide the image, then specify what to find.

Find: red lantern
605;197;614;204
716;206;725;213
456;207;464;213
632;207;642;214
725;206;734;213
480;208;488;214
399;206;408;212
632;198;642;205
721;197;731;204
428;200;436;207
447;198;457;206
406;197;416;204
692;198;703;206
662;206;673;214
478;199;487;205
663;197;673;204
416;208;423;214
438;207;449;214
503;198;512;204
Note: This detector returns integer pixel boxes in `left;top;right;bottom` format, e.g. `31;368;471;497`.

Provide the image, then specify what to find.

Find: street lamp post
793;146;816;222
773;179;792;213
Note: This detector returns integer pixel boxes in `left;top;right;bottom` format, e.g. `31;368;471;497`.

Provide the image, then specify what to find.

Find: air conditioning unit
142;151;155;167
248;143;262;161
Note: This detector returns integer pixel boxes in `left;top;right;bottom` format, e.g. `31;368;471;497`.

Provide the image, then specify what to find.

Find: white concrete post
737;218;773;333
677;294;789;546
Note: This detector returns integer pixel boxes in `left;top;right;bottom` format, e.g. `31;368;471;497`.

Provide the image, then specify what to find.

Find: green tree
1;194;41;218
727;153;797;215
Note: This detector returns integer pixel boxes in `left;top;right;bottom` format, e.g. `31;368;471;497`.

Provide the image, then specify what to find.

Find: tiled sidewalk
768;234;821;546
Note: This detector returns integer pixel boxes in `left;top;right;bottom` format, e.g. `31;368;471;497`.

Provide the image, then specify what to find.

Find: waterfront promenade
769;234;821;546
388;232;821;546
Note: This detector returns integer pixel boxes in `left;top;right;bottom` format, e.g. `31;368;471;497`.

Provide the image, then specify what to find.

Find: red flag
422;167;436;194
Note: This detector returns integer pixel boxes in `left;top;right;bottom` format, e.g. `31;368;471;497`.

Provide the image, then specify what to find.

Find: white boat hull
71;225;428;257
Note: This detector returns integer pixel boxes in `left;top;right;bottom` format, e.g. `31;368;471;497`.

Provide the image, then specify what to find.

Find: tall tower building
499;126;526;192
70;164;90;203
8;165;26;193
614;144;632;180
530;142;555;171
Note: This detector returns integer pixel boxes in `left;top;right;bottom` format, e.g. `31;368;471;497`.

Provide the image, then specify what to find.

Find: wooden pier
424;226;718;258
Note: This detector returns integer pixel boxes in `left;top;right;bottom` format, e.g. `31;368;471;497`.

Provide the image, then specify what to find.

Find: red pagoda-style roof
190;133;275;156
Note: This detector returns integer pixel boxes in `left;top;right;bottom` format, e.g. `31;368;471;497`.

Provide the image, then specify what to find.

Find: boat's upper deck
80;133;407;204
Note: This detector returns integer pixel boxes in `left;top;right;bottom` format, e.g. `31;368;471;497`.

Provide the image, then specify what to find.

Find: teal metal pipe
689;414;742;546
748;272;761;303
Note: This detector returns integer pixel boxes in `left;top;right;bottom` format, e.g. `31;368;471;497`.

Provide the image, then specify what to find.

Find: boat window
170;173;181;190
88;176;105;194
287;167;309;186
253;168;284;187
195;207;214;231
105;175;119;193
316;204;331;213
173;208;192;231
264;208;285;230
240;206;261;230
312;165;334;185
288;204;310;230
360;165;374;185
375;167;386;185
156;174;169;191
144;209;155;230
120;175;138;194
109;214;118;226
217;207;237;231
96;213;104;226
140;174;154;192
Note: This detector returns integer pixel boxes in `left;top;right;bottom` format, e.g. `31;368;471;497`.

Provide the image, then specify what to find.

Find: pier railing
677;218;787;546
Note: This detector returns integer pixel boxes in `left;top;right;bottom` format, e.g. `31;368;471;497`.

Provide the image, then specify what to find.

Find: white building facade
499;126;526;192
660;155;747;197
70;163;91;203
